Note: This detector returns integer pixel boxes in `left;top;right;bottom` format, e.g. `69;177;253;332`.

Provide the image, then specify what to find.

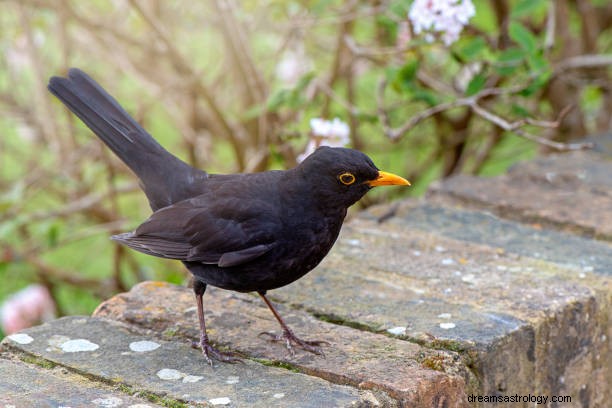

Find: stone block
94;281;472;407
428;151;612;240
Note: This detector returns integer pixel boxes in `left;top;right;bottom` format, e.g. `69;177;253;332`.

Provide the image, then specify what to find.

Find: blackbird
48;68;409;364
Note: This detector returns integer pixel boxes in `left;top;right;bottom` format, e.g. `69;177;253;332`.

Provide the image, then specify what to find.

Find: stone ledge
1;315;390;407
93;281;472;407
427;151;612;240
0;353;165;408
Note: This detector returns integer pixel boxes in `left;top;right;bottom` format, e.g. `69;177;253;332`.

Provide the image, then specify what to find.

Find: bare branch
554;54;612;73
470;104;592;151
377;79;593;151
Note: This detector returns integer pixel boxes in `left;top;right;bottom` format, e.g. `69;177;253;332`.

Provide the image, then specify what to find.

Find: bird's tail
48;68;207;210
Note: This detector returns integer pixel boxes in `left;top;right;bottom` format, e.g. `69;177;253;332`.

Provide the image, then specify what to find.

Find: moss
19;354;57;369
252;357;301;373
162;327;179;337
312;312;376;332
418;353;446;371
116;383;189;408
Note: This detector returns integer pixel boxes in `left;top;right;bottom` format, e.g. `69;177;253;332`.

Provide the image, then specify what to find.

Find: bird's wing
112;195;279;267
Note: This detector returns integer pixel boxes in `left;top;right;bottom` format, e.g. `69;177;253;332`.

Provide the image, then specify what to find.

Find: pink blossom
408;0;475;46
297;117;351;162
1;284;56;334
276;47;313;87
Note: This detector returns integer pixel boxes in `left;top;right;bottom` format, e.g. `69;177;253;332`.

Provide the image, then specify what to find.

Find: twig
377;78;593;151
470;103;592;151
554;54;612;73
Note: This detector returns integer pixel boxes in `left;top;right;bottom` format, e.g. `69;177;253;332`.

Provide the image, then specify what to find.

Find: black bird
48;68;409;364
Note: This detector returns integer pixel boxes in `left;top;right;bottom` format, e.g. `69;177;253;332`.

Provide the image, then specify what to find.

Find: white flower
408;0;475;46
297;117;351;162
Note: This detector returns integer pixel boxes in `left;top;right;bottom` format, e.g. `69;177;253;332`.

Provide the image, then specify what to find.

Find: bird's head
296;146;410;209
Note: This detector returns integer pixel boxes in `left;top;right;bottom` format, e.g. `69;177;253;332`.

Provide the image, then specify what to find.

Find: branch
470;103;592;151
377;79;593;151
554;54;612;73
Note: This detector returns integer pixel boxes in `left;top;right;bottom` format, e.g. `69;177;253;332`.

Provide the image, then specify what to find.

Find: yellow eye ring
338;172;356;186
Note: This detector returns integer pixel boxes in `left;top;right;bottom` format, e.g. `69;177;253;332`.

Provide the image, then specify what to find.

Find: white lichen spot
439;322;456;330
461;274;476;284
182;375;203;383
441;258;454;265
413;250;422;256
346;239;361;247
91;396;123;407
61;339;99;352
183;306;197;314
496;265;508;271
7;333;34;344
578;272;586;279
273;393;285;399
437;313;452;319
387;326;406;335
209;397;232;405
434;245;446;252
129;340;160;353
71;318;88;325
226;376;240;384
156;368;183;380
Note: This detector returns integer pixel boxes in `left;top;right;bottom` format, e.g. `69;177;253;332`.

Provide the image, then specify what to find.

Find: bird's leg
191;280;241;365
257;291;329;356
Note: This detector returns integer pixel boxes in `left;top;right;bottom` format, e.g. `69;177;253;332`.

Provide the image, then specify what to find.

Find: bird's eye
338;172;356;186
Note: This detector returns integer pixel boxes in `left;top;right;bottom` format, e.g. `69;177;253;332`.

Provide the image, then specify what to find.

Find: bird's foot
190;339;242;366
259;329;329;356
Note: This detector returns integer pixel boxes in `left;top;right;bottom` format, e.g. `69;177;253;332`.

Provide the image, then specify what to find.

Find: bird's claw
258;330;329;356
190;339;243;365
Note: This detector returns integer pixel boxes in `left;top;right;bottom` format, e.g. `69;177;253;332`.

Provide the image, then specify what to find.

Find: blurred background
1;0;610;337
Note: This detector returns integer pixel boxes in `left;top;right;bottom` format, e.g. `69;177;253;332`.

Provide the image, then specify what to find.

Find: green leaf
511;104;532;118
465;73;487;96
47;222;61;248
509;22;538;54
389;60;420;93
526;52;550;74
266;89;289;111
519;73;551;97
511;0;547;18
495;47;525;76
455;37;487;62
412;88;438;106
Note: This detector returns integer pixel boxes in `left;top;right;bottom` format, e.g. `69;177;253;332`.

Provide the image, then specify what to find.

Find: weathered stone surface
1;316;377;408
361;202;611;274
0;355;164;408
94;281;472;407
271;206;610;407
427;151;612;240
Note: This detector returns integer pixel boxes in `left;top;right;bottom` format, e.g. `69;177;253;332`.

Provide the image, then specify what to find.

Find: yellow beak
367;171;411;187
